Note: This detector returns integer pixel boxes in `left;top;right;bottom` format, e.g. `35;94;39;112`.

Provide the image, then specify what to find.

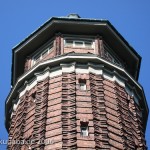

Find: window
31;92;36;102
34;54;41;64
27;92;36;107
32;42;53;66
80;122;88;136
103;42;123;67
64;38;94;49
79;79;86;90
41;48;49;57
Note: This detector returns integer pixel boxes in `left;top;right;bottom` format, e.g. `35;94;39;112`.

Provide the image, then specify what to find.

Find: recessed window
103;42;122;67
64;38;94;49
80;122;88;137
41;48;49;57
32;42;53;66
34;54;41;64
74;41;83;47
65;39;73;46
79;79;86;90
31;92;36;102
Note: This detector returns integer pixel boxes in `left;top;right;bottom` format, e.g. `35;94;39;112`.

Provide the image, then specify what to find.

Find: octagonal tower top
11;14;141;86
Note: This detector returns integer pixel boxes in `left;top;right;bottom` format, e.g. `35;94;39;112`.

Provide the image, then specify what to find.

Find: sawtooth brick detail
6;15;148;150
8;72;147;149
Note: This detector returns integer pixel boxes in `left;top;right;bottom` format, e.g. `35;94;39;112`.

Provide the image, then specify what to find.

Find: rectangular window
79;79;86;90
34;54;41;64
84;41;93;48
80;122;89;137
81;127;88;136
74;41;84;47
65;39;73;46
41;48;49;57
64;38;94;49
32;42;53;66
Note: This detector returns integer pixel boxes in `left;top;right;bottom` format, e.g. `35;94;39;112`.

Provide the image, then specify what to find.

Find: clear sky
0;1;150;149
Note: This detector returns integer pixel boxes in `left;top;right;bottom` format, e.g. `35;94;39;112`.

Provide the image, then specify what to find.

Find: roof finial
67;14;80;18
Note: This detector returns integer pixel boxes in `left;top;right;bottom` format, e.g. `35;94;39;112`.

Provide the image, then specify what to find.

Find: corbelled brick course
6;15;148;150
8;72;147;149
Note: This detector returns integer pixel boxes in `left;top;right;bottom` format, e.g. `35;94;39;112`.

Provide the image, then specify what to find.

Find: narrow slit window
79;79;86;90
80;122;88;137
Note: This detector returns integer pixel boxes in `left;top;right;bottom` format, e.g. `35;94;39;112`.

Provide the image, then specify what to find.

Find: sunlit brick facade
5;14;148;149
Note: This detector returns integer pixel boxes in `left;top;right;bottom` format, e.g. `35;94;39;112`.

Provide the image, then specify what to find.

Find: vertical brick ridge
32;78;49;149
9;92;29;150
129;96;147;149
20;92;29;150
103;80;124;149
89;73;110;149
24;57;29;72
7;111;16;149
99;38;104;57
115;83;135;149
62;72;77;149
56;34;61;56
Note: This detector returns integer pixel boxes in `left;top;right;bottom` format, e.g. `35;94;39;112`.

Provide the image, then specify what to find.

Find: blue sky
0;1;150;149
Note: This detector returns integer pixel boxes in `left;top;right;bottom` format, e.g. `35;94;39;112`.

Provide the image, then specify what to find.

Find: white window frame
32;43;53;66
64;38;94;49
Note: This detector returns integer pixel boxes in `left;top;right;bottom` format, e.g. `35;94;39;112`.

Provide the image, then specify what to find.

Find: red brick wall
24;37;101;72
8;73;147;149
64;47;94;54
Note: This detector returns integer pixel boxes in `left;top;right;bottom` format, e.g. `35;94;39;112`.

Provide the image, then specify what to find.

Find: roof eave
11;17;141;85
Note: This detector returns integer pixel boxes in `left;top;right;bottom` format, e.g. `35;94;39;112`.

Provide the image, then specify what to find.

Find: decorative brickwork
7;70;147;150
62;72;77;149
129;96;147;149
45;75;62;149
56;34;62;56
90;74;109;149
8;92;29;150
6;15;148;150
32;78;49;149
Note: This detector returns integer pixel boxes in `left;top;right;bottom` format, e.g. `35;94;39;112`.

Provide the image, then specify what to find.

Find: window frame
80;122;89;137
79;79;87;91
103;41;123;67
31;41;53;66
64;38;95;49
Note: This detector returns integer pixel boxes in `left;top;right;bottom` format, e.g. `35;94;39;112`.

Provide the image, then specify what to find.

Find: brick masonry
8;72;147;149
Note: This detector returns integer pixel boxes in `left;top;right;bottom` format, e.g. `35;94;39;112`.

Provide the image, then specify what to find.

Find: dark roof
11;15;141;85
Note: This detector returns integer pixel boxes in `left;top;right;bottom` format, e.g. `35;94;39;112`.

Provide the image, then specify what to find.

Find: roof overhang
12;17;141;86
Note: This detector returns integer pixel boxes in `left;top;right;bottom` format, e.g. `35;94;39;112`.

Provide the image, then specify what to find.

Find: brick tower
5;14;149;149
